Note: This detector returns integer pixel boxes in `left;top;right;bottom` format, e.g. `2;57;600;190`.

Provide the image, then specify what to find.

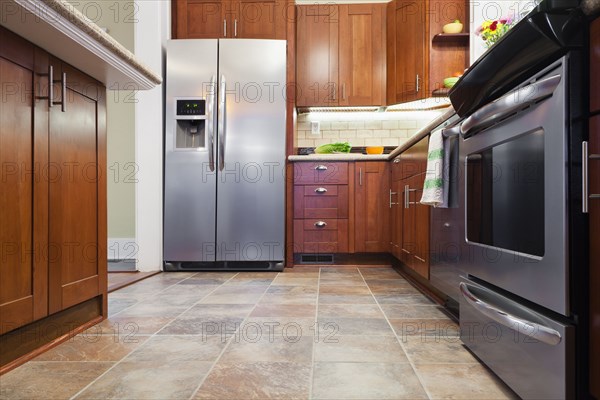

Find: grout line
357;267;434;400
68;272;241;400
186;271;283;400
308;267;322;400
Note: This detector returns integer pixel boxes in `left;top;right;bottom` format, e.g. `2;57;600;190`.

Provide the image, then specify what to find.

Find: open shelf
432;33;469;43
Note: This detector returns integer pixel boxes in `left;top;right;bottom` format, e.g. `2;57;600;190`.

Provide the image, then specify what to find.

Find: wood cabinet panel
293;219;348;253
176;0;228;38
354;161;390;252
293;162;349;184
0;33;51;335
591;17;600;113
48;68;105;313
387;1;426;104
294;185;349;219
236;0;286;39
338;4;385;106
398;135;429;179
296;4;339;106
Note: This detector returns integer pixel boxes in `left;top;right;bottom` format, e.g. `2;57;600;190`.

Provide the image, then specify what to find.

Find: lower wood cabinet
0;26;107;371
354;161;390;252
589;116;600;399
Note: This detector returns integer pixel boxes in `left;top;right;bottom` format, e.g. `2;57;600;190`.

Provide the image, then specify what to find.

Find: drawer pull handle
414;256;426;263
314;221;327;228
315;187;328;194
314;165;328;171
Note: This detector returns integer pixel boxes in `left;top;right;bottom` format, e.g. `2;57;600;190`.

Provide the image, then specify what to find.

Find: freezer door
164;40;218;262
459;278;574;399
216;39;286;262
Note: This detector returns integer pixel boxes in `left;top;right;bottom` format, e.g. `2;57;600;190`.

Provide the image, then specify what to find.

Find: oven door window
466;129;544;257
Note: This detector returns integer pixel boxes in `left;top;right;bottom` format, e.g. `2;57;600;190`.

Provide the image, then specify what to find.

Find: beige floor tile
260;285;318;304
315;335;409;363
182;303;255;317
271;276;319;286
115;303;189;318
369;284;422;295
250;303;316;318
33;334;148;362
220;335;313;363
278;271;320;278
158;284;220;296
107;297;139;316
0;361;113;400
200;285;268;304
234;272;280;279
156;315;246;337
194;362;311;400
242;317;317;338
374;293;435;305
312;362;428;399
316;317;394;336
318;304;384;319
381;304;451;319
125;335;227;362
91;315;174;335
319;276;366;286
318;293;376;304
359;268;403;279
402;335;478;363
178;277;231;285
415;363;518;399
75;361;212;400
223;277;275;286
390;318;460;339
365;278;413;287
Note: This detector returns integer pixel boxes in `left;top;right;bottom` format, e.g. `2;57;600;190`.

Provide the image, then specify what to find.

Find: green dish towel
420;129;448;207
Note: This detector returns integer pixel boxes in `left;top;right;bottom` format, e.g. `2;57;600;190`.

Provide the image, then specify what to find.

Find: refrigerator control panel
176;98;205;116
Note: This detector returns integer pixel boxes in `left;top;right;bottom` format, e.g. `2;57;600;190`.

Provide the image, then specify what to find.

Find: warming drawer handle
314;165;328;171
314;221;327;228
460;74;562;136
315;187;328;194
459;282;562;346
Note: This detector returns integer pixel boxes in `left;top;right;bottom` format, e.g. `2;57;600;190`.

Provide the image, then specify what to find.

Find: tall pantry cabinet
0;27;107;372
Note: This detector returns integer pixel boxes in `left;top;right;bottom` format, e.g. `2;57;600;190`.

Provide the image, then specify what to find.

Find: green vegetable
314;142;352;154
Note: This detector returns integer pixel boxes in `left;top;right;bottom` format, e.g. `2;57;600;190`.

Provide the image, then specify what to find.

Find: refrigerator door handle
459;282;562;346
207;76;216;172
218;74;227;171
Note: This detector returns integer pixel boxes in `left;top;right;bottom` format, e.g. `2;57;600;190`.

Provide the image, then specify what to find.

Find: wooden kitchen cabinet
296;3;386;107
354;162;390;252
386;1;426;104
173;0;287;39
591;17;600;113
0;26;106;371
338;4;386;106
386;0;469;103
389;136;430;279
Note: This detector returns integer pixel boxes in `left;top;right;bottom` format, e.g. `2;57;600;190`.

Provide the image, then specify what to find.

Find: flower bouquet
475;16;515;48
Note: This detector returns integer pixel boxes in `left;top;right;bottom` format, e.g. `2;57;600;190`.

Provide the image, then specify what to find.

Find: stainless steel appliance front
164;39;286;269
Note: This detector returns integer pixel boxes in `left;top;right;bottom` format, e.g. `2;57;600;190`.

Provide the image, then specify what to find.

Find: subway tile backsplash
296;111;445;149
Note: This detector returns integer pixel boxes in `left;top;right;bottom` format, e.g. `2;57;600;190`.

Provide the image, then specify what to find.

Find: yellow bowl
442;22;463;34
366;146;384;155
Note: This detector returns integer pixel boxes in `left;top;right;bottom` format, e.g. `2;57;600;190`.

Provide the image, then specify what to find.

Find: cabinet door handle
314;221;327;228
332;84;336;101
234;19;238;37
48;65;54;108
223;19;227;37
414;255;426;263
583;141;588;213
389;189;398;208
342;83;346;100
404;185;409;208
60;72;66;112
416;74;420;93
315;187;327;194
359;167;362;186
314;164;328;171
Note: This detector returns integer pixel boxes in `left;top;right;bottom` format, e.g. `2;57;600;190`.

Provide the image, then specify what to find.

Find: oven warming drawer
459;278;574;399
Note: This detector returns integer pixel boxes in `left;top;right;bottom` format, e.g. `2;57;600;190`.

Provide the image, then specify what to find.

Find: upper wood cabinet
354;161;390;252
591;17;600;113
296;4;386;107
386;1;425;104
338;4;386;106
173;0;287;39
387;0;469;103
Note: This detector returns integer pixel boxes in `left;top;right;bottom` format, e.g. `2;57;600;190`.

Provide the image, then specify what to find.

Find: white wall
134;0;170;271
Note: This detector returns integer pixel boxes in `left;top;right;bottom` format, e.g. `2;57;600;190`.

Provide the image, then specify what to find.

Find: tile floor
0;267;517;400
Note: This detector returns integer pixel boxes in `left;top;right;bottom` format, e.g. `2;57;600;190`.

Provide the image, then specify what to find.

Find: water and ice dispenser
175;98;207;149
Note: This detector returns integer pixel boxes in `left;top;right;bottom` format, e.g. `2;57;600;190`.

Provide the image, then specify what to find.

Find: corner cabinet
0;26;107;372
386;0;469;103
173;0;288;39
296;3;386;107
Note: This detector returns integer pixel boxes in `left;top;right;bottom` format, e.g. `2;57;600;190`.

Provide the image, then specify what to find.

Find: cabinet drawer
294;162;349;184
293;219;348;253
294;185;349;218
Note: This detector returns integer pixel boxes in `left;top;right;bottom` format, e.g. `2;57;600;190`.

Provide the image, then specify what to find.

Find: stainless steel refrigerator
163;39;286;271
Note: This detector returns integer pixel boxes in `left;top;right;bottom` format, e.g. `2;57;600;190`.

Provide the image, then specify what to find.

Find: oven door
459;57;569;316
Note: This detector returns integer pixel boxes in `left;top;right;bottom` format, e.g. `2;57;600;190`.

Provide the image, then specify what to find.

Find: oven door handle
459;282;562;346
460;74;562;136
